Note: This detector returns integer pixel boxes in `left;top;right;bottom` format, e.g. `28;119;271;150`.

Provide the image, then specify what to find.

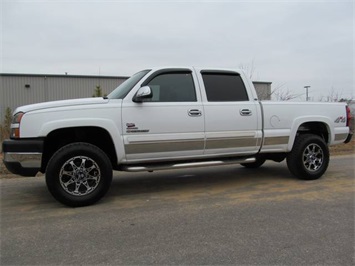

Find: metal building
0;73;128;120
253;81;272;101
0;73;271;120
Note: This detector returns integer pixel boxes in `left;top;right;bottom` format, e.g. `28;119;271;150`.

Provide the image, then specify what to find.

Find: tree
271;85;302;101
0;107;12;142
339;98;353;104
239;60;301;101
318;87;352;103
92;85;106;97
239;60;256;79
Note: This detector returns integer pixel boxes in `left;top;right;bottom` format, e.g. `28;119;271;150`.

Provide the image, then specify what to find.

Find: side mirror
133;86;153;102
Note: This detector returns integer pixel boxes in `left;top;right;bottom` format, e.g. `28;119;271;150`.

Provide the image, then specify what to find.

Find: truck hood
15;98;109;114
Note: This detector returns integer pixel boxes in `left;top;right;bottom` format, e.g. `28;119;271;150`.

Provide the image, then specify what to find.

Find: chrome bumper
2;138;44;176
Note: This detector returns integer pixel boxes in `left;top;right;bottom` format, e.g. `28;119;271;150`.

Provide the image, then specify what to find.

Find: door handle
240;109;252;116
188;109;202;117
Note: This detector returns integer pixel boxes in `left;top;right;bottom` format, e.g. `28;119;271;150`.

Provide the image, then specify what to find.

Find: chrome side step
121;157;256;172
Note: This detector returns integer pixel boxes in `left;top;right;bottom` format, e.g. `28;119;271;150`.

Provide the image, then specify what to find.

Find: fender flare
288;116;333;151
39;118;125;162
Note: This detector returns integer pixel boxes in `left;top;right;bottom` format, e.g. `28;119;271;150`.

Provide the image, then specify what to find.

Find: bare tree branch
239;59;256;79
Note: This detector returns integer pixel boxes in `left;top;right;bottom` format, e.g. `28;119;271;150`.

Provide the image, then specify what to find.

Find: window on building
202;72;249;102
146;72;196;102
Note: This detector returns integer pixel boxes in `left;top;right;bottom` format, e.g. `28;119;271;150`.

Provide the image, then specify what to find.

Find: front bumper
2;139;44;177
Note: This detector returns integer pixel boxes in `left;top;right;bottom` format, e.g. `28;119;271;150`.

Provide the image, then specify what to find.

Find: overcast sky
1;0;354;101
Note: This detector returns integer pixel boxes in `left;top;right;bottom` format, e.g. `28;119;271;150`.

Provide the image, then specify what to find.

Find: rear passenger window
202;72;249;101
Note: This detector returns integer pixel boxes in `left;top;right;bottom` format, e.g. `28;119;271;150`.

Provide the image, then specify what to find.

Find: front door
122;69;205;161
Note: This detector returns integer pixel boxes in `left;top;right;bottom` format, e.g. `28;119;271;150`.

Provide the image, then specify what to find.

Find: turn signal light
11;128;20;138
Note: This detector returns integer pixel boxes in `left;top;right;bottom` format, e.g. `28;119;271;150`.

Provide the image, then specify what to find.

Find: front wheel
46;142;113;207
287;134;329;180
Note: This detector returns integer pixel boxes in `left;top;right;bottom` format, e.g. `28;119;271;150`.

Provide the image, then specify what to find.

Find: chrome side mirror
133;86;153;102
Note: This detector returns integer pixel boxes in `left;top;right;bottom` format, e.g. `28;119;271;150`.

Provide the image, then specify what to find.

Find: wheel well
41;127;117;172
297;122;329;143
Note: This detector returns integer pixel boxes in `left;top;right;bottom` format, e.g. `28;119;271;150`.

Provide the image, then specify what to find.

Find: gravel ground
1;155;354;265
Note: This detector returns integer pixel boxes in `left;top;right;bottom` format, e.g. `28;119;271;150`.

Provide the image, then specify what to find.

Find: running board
121;157;256;172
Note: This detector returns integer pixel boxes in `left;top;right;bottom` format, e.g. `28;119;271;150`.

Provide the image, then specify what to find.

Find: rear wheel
287;134;329;180
46;142;112;207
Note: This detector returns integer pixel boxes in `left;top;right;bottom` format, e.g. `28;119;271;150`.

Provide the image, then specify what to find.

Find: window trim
141;68;193;87
200;70;241;75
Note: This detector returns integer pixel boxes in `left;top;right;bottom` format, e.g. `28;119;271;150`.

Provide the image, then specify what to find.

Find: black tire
241;157;266;168
46;142;113;207
287;134;329;180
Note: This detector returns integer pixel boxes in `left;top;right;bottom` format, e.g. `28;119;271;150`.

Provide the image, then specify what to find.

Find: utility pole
304;86;311;101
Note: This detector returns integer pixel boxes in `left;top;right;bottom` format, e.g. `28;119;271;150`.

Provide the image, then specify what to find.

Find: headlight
12;112;24;124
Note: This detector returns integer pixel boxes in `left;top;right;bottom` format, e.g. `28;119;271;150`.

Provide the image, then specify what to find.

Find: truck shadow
107;162;294;199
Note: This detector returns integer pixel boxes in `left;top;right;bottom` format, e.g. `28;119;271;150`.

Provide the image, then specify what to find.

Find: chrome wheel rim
59;156;101;196
302;143;323;172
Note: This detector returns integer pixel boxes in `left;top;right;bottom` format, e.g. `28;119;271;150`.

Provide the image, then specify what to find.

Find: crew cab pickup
2;67;352;206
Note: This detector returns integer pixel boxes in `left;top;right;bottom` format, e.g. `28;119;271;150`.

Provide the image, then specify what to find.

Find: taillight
346;106;351;127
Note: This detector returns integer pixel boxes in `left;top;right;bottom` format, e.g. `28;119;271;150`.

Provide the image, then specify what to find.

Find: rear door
196;69;262;156
121;68;205;161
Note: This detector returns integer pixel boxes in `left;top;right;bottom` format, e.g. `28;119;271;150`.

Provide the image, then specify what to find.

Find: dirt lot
1;154;354;265
329;138;355;155
1;139;354;177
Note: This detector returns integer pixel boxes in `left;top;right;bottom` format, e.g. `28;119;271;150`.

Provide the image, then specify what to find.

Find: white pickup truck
3;67;352;207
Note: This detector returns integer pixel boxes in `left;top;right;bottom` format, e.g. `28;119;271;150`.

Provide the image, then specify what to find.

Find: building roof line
0;73;130;79
0;73;272;84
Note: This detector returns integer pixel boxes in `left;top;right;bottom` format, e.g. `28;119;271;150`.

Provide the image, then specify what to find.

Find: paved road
1;155;354;265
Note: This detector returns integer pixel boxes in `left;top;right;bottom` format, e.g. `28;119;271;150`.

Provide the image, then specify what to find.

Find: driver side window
146;72;197;102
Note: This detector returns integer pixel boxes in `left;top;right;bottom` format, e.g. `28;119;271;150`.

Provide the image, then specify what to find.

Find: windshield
108;70;150;99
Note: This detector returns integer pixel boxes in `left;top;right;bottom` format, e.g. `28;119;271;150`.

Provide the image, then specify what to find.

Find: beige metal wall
253;82;272;100
0;74;127;119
